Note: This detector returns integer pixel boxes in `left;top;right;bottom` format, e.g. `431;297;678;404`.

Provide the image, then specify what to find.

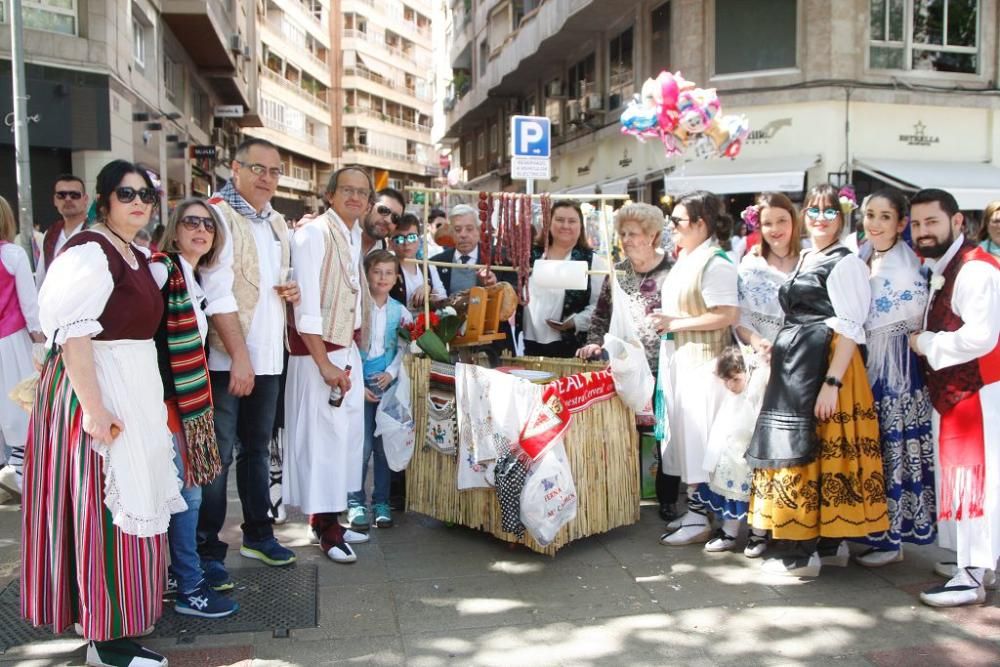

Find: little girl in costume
695;346;770;557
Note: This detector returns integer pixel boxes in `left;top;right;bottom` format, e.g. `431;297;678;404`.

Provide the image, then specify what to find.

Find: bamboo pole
404;186;629;202
421;190;431;325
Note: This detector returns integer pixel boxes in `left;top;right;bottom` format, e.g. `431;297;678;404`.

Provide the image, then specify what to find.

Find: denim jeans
197;372;280;562
168;431;203;592
347;394;391;508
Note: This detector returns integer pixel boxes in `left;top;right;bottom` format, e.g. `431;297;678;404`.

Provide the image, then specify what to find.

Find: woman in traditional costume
653;190;740;546
854;189;935;566
747;183;889;577
21;161;185;667
694;192;802;556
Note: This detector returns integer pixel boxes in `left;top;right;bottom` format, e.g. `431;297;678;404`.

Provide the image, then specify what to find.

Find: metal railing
342;67;433;102
266;17;328;69
344;0;431;40
342;143;425;165
261;115;331;151
342;28;432;69
343;105;431;133
261;68;330;111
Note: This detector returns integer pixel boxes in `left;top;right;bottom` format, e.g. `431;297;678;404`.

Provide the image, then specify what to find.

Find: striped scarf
153;253;221;486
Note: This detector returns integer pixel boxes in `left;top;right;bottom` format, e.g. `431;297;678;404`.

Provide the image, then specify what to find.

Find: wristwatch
824;376;843;388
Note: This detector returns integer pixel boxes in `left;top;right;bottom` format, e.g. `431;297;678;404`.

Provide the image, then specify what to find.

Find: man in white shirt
35;174;90;285
198;138;300;587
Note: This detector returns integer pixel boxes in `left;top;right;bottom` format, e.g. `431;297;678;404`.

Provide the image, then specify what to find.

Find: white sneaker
659;513;711;546
817;540;849;568
704;528;738;552
343;529;370;544
762;548;821;577
934;560;958;579
743;531;769;559
0;465;20;499
920;567;987;607
855;547;903;568
325;541;357;564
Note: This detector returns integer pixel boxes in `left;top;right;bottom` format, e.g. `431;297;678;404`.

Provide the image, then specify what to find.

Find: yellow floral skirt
749;343;889;540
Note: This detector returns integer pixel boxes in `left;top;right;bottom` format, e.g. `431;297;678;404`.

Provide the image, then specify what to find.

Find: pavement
1;484;998;667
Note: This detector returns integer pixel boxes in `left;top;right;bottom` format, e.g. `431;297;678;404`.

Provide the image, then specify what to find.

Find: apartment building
441;0;1000;213
244;0;332;217
0;0;257;225
336;0;438;196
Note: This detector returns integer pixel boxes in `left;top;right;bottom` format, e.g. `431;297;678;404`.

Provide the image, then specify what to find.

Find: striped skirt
20;353;166;641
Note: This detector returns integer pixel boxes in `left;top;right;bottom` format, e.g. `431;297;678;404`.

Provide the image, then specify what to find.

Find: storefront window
714;0;796;75
870;0;979;74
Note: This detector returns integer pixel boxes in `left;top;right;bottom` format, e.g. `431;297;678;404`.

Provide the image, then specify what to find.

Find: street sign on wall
510;115;551;180
214;105;244;118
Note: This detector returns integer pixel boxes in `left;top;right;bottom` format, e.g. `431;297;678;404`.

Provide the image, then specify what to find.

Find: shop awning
598;177;632;195
662;156;819;195
854;158;1000;210
563;182;597;196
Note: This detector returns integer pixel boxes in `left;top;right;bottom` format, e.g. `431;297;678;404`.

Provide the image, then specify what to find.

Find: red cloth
519;369;617;460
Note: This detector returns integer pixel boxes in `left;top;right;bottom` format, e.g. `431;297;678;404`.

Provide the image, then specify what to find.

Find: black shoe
658;503;680;523
389;496;406;512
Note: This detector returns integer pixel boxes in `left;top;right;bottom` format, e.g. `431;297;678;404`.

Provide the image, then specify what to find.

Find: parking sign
510;115;551;180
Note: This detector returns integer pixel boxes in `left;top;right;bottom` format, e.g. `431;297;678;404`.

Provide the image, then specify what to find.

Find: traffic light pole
9;0;36;269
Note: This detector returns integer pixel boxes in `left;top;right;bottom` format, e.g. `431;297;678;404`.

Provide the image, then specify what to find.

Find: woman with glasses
389;213;446;313
523;200;607;358
576;203;680;523
746;183;888;577
148;199;239;619
852;188;935;568
978;200;1000;258
22;160;185;667
652;191;740;547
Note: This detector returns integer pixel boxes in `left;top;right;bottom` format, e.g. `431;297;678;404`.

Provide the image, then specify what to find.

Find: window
11;0;78;34
477;131;485;159
132;17;146;67
292;165;312;181
609;27;634;107
870;0;979;73
489;123;498;154
568;53;596;99
478;39;489;77
191;85;210;130
715;0;796;75
464;139;474;165
164;55;185;104
650;3;671;75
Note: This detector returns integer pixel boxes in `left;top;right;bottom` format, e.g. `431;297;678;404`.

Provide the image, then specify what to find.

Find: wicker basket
404;354;640;555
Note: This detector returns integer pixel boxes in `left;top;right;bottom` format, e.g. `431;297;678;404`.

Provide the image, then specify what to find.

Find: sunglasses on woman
179;215;216;233
115;186;158;205
376;204;401;224
805;207;839;221
391;233;419;244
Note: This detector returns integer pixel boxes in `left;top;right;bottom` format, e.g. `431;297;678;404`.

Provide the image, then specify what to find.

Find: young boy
347;250;413;530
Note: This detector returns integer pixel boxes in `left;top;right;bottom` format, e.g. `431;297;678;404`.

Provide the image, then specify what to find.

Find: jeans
197;372;280;562
347;395;391;507
168;431;203;592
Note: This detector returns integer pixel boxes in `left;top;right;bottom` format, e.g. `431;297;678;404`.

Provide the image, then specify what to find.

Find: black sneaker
176;580;240;618
86;639;167;666
164;569;177;598
658;503;680;523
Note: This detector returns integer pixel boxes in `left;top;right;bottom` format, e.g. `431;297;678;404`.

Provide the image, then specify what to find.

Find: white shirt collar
455;246;478;263
925;234;965;275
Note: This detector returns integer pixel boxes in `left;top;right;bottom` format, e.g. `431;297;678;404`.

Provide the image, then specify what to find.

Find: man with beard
908;188;1000;608
36;174;90;285
362;187;405;256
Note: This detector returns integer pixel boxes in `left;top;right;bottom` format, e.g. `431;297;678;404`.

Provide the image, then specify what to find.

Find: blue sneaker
176;580;240;618
201;559;235;592
240;537;296;566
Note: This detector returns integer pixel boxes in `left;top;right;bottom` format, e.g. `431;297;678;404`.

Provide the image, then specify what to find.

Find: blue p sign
511;116;551;158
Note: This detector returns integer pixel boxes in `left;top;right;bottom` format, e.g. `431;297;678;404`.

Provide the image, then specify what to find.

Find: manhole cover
0;565;318;652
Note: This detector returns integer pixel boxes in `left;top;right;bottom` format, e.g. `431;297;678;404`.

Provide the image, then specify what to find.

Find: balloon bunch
620;71;750;160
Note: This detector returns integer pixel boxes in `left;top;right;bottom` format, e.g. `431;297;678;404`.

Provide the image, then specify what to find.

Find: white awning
563;182;597;196
662;156;819;195
854;158;1000;210
356;54;392;81
598;177;632;195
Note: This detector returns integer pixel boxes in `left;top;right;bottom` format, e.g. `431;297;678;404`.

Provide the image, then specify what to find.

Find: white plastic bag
375;364;416;472
603;334;654;413
519;440;578;546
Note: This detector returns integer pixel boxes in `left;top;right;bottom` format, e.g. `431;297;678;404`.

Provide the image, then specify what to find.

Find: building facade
441;0;1000;215
0;0;257;227
335;0;438;196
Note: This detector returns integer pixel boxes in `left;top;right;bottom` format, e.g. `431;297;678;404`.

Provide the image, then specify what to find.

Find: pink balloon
657;72;679;109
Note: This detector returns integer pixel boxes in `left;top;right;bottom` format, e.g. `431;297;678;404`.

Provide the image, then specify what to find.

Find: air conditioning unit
229;34;243;54
242;45;252;59
546;80;563;98
585;93;602;111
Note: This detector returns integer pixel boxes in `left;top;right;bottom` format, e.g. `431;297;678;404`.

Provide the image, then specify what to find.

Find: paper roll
531;260;589;290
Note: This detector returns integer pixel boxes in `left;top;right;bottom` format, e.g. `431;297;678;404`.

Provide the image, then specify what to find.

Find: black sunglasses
179;215;216;233
376;204;401;224
115;186;158;205
55;190;83;200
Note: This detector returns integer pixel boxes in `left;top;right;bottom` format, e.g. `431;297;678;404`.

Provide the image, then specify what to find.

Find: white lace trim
97;443;187;537
52;319;102;346
825;315;866;345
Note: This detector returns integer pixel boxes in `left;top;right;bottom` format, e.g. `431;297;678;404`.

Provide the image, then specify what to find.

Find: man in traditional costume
909;188;1000;607
283;166;372;562
35;174;90;286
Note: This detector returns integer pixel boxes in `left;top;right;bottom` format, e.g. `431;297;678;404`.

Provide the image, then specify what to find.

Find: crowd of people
0;136;997;666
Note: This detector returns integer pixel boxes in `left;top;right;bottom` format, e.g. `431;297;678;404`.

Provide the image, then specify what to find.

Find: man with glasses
36;174;90;286
362;187;405;256
198;138;299;588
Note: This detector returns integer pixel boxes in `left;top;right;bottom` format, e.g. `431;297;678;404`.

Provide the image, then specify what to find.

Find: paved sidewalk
1;485;998;666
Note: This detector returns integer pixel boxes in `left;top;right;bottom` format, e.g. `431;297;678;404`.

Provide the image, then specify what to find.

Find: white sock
721;519;740;537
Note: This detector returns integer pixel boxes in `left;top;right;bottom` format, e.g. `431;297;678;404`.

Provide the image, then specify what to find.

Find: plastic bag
375;364;416;472
603;334;654;413
519;440;578;546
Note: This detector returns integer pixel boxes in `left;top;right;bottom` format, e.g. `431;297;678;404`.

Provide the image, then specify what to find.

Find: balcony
341;144;431;177
161;0;236;70
341;67;434;108
263;16;329;81
343;0;432;42
269;0;329;44
261;68;329;113
342;105;432;138
341;29;433;72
